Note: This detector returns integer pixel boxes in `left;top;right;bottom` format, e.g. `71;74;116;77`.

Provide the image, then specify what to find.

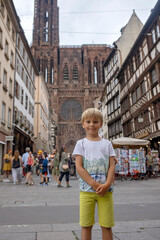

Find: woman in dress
3;150;12;181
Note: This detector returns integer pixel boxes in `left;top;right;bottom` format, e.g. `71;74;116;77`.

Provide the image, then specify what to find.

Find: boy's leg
81;226;92;240
80;192;96;240
101;227;113;240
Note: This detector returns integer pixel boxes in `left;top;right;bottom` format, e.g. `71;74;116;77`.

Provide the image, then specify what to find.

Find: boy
73;108;116;240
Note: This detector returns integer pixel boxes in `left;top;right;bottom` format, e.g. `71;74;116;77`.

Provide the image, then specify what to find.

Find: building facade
34;74;50;152
0;0;19;171
13;27;38;155
31;0;111;152
117;0;160;152
100;11;143;141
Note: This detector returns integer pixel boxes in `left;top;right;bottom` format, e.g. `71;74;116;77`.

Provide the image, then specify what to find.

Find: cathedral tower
31;0;111;152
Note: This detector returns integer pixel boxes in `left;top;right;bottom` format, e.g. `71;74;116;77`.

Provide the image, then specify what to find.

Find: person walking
26;151;34;185
11;150;23;185
3;150;12;181
57;146;71;188
40;152;48;186
38;150;44;184
22;147;30;176
73;108;116;240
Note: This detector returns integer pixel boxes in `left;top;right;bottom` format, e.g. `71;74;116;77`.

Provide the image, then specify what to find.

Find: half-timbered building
117;0;160;151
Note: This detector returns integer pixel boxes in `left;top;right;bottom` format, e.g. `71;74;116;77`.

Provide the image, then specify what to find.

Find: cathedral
31;0;111;152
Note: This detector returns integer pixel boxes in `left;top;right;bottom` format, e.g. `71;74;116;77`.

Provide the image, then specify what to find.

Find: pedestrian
52;149;59;184
3;150;12;181
40;152;48;186
26;151;34;185
22;147;30;176
73;108;116;240
11;150;23;185
38;150;44;184
146;150;154;177
57;146;71;188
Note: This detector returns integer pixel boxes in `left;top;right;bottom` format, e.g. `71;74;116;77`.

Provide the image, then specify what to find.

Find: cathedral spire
32;0;59;47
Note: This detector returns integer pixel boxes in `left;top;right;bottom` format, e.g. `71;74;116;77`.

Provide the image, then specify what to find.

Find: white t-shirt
73;138;116;192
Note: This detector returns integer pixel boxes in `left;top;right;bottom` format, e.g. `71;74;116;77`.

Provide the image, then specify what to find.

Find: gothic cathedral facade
31;0;111;152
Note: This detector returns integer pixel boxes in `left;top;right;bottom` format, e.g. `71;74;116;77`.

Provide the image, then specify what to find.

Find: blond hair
81;108;103;124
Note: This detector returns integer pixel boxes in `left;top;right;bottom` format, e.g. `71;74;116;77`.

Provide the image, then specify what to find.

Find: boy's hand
91;180;101;191
96;184;110;196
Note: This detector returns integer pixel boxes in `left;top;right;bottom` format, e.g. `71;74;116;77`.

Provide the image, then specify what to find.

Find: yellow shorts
80;191;114;228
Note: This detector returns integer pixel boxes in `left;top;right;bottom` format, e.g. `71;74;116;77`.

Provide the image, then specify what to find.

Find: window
0;28;2;48
73;65;78;80
9;78;12;95
123;120;132;136
136;86;141;100
6;15;11;31
26;76;28;88
94;67;97;84
15;81;19;99
29;102;32;115
132;91;136;104
25;94;28;110
151;68;157;84
151;23;160;44
17;37;20;50
113;53;117;64
141;80;146;95
21;88;24;104
121;97;129;114
63;64;69;80
4;40;9;60
21;68;24;81
23;48;25;59
129;59;134;76
12;28;15;42
114;78;118;86
8;108;11;128
3;69;7;86
135;49;141;69
154;101;160;119
1;102;6;124
0;1;4;17
10;51;14;68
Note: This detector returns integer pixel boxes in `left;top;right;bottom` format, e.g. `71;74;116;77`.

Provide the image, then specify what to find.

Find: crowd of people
2;146;76;187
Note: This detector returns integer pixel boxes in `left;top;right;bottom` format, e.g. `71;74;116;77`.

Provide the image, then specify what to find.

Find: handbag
62;164;69;171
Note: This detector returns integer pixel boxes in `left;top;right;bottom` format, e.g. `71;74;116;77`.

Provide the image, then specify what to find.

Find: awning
0;141;5;145
112;137;150;148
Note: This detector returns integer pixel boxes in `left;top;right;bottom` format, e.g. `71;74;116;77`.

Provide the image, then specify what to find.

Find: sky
13;0;158;46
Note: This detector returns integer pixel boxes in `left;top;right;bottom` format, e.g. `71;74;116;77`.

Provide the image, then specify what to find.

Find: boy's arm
96;156;115;196
75;155;100;191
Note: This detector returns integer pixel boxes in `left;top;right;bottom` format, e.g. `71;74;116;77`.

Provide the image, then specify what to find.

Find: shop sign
5;136;14;141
